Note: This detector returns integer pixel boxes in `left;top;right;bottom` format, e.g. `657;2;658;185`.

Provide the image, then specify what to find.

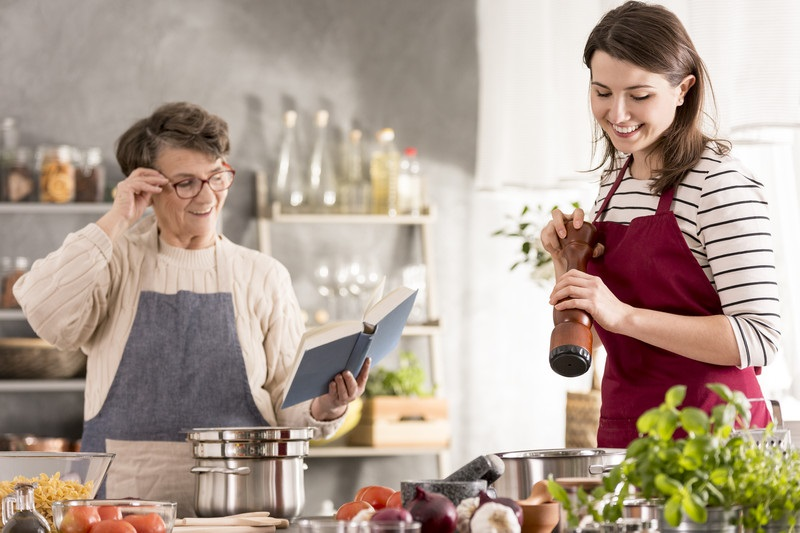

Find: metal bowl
492;448;626;500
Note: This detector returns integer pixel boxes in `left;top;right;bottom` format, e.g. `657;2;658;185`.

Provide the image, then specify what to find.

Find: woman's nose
608;96;629;123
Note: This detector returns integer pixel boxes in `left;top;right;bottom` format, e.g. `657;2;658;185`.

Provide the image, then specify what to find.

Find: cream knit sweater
13;214;341;438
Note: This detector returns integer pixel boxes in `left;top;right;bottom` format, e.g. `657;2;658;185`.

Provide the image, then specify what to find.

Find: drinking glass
296;519;368;533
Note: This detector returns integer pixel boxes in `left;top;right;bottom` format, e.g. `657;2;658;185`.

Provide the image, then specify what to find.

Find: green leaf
636;408;661;434
665;385;687;408
683;492;707;524
654;473;682;496
664;496;683;527
680;407;709;435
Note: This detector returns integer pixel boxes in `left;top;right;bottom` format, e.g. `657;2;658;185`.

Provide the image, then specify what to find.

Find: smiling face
589;50;695;176
151;146;228;249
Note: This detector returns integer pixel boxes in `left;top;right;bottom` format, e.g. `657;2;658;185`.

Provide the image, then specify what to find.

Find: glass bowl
0;451;114;529
53;499;177;533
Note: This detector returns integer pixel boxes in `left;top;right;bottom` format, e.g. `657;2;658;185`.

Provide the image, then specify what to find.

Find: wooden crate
349;396;450;447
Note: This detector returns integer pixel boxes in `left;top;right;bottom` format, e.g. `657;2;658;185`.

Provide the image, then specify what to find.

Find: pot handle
190;466;251;476
588;464;614;475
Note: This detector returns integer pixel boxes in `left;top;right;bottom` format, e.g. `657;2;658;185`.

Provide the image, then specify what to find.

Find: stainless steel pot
186;426;314;519
492;448;626;499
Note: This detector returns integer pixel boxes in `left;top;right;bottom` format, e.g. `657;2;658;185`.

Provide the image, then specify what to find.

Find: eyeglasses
170;168;236;199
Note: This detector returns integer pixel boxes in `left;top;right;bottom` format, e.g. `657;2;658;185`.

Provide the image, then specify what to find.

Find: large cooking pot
492;448;626;499
186;426;314;519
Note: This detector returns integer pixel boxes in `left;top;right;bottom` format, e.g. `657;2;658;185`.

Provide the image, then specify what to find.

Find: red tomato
354;485;396;510
123;513;167;533
60;506;101;533
98;506;123;521
335;500;374;520
88;519;136;533
385;490;404;509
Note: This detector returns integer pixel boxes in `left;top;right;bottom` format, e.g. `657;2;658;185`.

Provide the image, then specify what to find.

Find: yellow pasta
0;472;93;530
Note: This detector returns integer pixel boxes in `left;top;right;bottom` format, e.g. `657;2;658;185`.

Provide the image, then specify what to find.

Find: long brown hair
583;1;729;192
116;102;230;176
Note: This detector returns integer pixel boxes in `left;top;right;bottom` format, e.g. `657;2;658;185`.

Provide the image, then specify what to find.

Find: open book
281;284;418;409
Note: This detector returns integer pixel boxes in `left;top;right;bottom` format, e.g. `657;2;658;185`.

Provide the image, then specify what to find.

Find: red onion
478;490;524;525
406;487;457;533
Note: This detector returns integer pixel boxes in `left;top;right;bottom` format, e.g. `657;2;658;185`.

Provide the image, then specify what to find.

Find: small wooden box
349;396;450;447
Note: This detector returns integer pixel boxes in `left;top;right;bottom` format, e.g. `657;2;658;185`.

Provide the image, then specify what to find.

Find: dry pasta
0;472;93;530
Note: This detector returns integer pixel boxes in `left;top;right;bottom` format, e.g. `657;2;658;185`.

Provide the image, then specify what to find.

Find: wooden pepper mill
549;222;598;377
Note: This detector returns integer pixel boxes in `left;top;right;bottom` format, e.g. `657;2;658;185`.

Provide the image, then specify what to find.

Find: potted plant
349;351;450;447
548;383;800;532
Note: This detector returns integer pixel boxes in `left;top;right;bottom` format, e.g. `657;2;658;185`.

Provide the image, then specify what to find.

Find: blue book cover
281;286;418;409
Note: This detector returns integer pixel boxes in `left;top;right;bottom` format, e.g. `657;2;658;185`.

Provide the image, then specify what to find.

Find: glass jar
1;148;34;202
36;145;76;203
74;147;106;202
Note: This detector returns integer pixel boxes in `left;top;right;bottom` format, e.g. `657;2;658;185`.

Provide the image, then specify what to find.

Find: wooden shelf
0;309;25;321
0;203;112;215
268;202;436;225
0;379;85;392
308;445;448;458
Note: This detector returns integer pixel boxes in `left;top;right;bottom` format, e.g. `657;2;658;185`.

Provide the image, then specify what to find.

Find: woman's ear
677;74;696;105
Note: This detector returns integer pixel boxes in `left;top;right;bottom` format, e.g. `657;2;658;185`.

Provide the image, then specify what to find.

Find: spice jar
1;148;35;203
74;147;105;202
36;145;75;203
1;257;29;309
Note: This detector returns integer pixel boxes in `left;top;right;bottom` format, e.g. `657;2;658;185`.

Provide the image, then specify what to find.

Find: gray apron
81;234;269;517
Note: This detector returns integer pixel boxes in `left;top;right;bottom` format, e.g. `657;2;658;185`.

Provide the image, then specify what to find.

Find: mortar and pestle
549;222;598;378
400;454;505;506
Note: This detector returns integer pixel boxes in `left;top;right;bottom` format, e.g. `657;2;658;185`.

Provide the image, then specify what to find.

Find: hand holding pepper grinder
549;222;598;377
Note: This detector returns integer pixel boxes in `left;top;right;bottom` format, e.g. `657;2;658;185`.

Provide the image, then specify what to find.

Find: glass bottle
36;145;76;203
397;146;427;215
307;110;337;212
273;110;305;212
1;482;50;532
369;128;400;215
339;129;370;214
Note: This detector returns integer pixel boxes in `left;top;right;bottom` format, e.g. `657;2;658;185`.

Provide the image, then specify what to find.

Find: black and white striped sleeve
696;161;782;368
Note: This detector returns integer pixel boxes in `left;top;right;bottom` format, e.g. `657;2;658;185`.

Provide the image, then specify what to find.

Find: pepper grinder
549;222;598;377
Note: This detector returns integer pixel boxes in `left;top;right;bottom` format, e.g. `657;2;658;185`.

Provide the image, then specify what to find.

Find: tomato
385;490;404;509
98;506;123;521
89;520;137;533
60;506;101;533
354;485;396;510
335;500;374;520
123;513;167;533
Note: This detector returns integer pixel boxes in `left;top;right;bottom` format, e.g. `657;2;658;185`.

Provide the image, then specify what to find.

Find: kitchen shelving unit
254;171;450;477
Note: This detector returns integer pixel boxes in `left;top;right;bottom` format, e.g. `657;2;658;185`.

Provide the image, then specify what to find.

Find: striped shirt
589;148;781;368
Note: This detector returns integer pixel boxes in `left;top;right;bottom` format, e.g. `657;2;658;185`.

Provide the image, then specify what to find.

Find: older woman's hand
97;168;169;240
311;357;371;421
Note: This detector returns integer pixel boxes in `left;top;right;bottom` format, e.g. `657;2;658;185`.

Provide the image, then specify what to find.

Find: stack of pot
185;426;314;519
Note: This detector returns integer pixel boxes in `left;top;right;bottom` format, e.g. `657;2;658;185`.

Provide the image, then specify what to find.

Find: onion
478;490;523;526
406;486;457;533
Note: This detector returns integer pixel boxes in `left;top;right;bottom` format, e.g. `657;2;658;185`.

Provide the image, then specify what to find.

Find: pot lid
192;440;309;458
184;426;315;443
497;448;626;459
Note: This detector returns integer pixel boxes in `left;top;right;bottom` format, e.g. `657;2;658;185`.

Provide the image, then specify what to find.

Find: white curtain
476;0;800;414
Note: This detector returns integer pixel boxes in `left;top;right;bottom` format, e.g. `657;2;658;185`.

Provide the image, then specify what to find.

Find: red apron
586;157;771;448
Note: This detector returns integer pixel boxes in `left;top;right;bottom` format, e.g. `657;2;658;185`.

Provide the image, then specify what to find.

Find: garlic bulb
470;502;521;533
456;496;480;532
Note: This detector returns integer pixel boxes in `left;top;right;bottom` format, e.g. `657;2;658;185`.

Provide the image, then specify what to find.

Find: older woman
13;102;368;516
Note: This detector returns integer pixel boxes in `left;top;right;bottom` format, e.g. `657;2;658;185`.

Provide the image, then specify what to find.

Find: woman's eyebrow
592;80;656;91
